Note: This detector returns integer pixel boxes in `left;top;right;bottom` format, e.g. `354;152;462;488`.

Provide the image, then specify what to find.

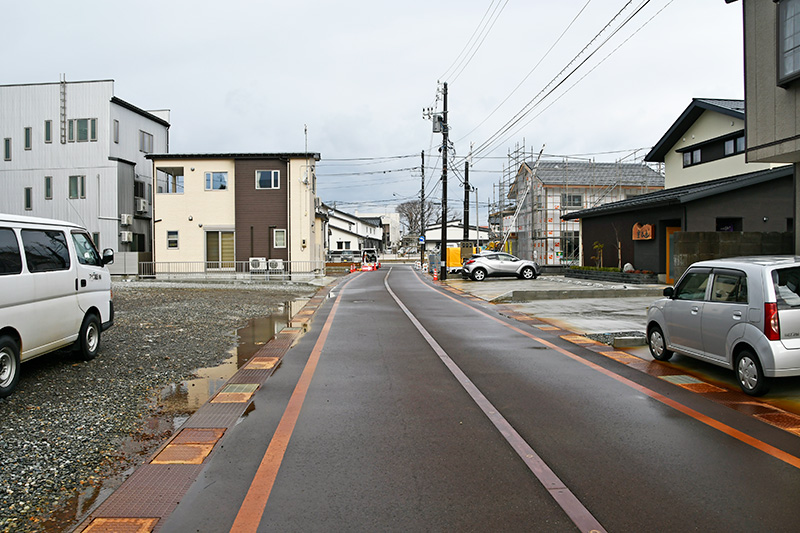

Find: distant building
507;160;664;265
355;211;401;252
324;206;382;260
0;78;170;256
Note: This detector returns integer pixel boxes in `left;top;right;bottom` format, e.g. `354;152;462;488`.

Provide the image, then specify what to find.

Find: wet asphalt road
160;265;800;532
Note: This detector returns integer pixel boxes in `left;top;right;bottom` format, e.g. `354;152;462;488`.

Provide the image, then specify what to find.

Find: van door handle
691;306;700;315
733;311;742;320
81;279;87;288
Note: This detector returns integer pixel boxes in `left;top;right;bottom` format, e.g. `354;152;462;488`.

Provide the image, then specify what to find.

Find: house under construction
489;145;665;266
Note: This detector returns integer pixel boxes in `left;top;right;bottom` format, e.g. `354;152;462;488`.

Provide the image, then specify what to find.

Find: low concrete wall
565;270;658;284
671;231;793;280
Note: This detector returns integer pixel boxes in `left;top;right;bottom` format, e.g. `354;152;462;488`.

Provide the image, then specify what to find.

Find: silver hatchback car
647;256;800;396
462;251;541;281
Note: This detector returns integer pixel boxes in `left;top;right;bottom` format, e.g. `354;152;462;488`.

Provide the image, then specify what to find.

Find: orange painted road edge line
421;273;800;471
230;274;358;533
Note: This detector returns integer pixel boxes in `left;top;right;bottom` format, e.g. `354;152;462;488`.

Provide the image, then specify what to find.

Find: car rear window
773;266;800;309
0;227;22;275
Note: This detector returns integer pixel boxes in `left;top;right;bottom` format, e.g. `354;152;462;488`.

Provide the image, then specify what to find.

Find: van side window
0;228;22;275
72;231;101;266
711;271;748;303
21;229;70;273
674;270;710;301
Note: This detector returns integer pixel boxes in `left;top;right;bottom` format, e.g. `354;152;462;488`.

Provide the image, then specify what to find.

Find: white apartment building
0;79;170;257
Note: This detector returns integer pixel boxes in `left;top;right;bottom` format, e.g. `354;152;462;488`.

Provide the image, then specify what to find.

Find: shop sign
632;223;654;240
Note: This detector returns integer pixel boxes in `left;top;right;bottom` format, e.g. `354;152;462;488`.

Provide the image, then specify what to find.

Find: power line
439;1;503;81
448;0;510;84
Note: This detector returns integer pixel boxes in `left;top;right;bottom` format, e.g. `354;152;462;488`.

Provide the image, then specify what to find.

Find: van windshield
773;267;800;309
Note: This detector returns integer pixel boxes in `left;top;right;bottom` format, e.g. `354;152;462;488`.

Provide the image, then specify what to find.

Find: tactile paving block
151;443;214;465
246;356;280;369
603;351;643;364
757;412;800;434
171;428;225;445
561;334;601;345
80;517;159;533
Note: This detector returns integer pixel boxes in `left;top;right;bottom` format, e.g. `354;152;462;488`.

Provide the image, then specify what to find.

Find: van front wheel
77;314;101;361
0;335;21;398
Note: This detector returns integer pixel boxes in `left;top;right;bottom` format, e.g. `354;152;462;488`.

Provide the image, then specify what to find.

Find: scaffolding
488;142;665;266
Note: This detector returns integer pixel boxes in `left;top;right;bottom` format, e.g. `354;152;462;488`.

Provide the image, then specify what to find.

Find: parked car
647;256;800;396
461;251;540;281
0;214;114;397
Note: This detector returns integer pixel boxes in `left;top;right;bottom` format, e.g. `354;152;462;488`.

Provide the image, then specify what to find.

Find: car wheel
648;325;673;361
0;335;21;398
735;350;771;396
471;268;487;281
76;314;101;361
519;266;535;280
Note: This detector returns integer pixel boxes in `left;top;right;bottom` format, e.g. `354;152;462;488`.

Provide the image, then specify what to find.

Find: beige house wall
287;157;320;263
153;158;236;263
664;111;773;188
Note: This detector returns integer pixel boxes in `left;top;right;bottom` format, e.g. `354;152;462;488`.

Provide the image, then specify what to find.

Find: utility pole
463;160;470;242
440;82;449;281
475;187;480;248
420;150;425;265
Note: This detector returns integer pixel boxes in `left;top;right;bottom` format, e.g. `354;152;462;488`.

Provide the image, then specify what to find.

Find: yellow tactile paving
561;334;602;345
211;392;255;404
245;357;280;370
80;517;159;533
534;325;560;330
603;351;643;364
151;443;215;465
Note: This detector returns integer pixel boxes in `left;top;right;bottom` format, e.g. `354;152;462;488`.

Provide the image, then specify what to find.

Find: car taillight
465;259;475;265
765;302;780;341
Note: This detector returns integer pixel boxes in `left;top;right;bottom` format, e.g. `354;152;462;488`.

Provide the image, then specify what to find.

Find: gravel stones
0;280;315;533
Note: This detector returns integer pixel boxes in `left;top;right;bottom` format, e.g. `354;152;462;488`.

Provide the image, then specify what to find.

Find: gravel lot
0;280;319;533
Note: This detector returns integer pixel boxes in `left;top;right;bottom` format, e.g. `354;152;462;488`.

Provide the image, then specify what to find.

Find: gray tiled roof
561;165;792;220
522;160;664;187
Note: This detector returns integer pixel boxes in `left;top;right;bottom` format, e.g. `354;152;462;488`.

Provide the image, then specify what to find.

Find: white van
0;214;114;397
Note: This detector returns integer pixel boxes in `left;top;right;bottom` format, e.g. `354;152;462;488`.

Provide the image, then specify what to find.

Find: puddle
158;298;309;419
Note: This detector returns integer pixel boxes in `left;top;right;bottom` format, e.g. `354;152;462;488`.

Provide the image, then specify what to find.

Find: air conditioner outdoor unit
120;214;133;226
268;259;284;271
249;257;267;271
135;198;147;213
120;231;133;243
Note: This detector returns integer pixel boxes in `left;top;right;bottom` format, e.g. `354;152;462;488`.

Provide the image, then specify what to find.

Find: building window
167;230;179;249
274;229;287;248
113;120;119;144
724;135;746;156
560;230;579;260
69;175;86;199
67;118;97;142
560;194;582;208
157;168;184;194
44;176;52;200
716;217;743;232
24;127;32;150
682;148;702;167
24;188;32;210
206;231;234;268
44;120;52;143
256;170;280;189
205;171;228;190
139;130;153;153
779;0;800;85
4;138;10;160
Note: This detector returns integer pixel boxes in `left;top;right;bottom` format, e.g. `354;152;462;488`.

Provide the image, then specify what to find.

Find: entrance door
665;226;681;284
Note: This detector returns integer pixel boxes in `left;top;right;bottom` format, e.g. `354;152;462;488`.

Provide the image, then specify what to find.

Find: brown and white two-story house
147;152;323;271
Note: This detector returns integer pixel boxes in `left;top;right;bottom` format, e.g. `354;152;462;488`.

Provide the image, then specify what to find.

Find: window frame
113;119;119;144
69;175;86;199
4;138;10;161
255;170;280;190
24;187;32;210
139;130;153;153
778;0;800;86
166;230;179;250
205;171;228;191
0;227;23;276
44;176;52;200
44;120;52;144
274;228;287;249
24;127;32;150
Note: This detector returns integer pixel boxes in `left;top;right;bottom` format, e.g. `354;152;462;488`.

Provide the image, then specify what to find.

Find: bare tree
396;200;437;235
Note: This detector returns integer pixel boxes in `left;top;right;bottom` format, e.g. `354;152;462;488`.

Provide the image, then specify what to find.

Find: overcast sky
6;0;744;222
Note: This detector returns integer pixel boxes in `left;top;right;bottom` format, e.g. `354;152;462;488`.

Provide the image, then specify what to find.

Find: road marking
229;274;358;533
385;270;607;533
414;270;800;471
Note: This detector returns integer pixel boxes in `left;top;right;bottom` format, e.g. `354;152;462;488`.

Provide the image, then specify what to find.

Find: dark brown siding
234;158;289;261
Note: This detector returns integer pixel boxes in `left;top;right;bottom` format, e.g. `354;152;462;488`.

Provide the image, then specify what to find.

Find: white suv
647;256;800;396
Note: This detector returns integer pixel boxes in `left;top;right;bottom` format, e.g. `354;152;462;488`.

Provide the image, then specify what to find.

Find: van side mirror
663;286;674;298
102;248;115;265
